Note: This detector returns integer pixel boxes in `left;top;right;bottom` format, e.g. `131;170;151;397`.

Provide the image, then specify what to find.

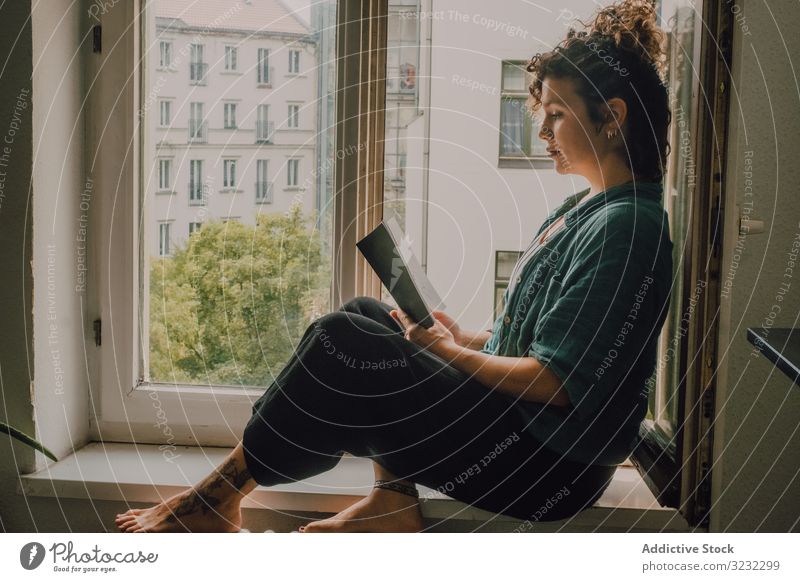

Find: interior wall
713;0;800;532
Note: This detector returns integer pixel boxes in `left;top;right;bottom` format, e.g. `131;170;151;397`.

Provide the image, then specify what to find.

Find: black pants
242;296;616;521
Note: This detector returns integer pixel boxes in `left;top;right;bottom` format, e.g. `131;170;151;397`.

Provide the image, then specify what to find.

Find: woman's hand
390;308;457;354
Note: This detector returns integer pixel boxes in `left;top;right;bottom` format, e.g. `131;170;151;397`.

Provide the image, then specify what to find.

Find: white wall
422;0;600;330
713;0;800;532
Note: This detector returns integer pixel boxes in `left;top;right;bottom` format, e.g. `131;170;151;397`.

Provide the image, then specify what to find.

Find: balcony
255;181;274;203
188;120;207;143
255;120;275;144
188;183;207;206
189;62;208;85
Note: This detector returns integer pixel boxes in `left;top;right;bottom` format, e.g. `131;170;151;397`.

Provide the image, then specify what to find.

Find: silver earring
607;129;617;140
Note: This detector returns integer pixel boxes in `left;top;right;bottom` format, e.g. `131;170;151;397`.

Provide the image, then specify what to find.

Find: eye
548;112;562;119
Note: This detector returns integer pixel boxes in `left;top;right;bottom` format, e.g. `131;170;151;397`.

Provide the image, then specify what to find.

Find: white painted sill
19;442;689;532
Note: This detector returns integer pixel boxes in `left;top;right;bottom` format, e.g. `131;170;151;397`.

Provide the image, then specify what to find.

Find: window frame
223;102;237;129
498;59;550;168
288;48;301;74
224;45;238;72
257;47;271;85
91;0;386;447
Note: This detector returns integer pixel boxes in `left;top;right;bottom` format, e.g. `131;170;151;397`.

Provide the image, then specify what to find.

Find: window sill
498;156;554;170
19;443;689;531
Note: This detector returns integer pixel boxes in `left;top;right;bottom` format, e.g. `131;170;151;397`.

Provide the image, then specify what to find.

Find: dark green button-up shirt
481;180;673;466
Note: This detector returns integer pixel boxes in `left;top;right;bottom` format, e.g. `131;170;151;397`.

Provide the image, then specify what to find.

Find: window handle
739;216;765;235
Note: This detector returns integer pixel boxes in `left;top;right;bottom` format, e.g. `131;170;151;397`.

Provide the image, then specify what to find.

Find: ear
604;97;628;131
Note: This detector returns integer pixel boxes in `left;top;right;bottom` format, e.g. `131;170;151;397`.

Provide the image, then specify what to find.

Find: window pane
501;62;526;92
500;98;526;156
144;0;336;387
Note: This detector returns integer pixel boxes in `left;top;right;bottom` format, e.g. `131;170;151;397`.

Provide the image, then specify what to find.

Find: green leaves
149;205;330;387
0;422;58;461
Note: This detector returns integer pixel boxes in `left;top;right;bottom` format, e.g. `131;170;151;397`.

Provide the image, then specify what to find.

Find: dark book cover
356;217;446;329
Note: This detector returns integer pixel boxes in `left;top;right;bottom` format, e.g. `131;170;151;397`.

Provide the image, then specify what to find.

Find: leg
115;442;256;533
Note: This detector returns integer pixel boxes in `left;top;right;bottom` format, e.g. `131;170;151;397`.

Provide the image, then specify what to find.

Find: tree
149;203;329;387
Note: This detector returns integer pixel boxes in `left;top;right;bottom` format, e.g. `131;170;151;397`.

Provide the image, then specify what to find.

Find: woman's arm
456;328;492;350
434;341;571;407
391;308;570;408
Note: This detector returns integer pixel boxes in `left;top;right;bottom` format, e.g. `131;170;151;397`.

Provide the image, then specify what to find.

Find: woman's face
537;76;609;178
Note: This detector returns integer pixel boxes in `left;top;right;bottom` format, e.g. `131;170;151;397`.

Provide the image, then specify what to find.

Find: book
356;217;446;329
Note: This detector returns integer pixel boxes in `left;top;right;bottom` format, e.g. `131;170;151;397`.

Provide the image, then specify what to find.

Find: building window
287;104;300;128
499;61;548;159
189;43;207;85
158;222;171;256
255;159;271;203
224;45;238;71
189;222;202;235
189;159;204;204
288;49;300;74
189;102;206;142
158;100;171;127
257;48;271;84
494;250;523;319
223;159;237;189
224;103;237;129
158;159;171;191
287;158;299;187
256;104;273;143
159;41;172;68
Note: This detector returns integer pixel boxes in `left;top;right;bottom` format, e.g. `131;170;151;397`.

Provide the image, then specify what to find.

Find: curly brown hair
527;0;671;182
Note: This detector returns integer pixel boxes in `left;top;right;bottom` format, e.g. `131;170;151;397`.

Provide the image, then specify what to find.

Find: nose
539;122;552;141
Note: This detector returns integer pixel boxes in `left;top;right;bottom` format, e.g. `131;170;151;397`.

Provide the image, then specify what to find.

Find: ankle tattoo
374;479;419;499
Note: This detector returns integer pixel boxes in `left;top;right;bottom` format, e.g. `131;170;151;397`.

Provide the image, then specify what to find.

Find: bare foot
115;488;242;533
300;487;423;533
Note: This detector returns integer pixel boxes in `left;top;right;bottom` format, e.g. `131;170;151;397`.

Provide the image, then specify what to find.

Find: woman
116;0;673;533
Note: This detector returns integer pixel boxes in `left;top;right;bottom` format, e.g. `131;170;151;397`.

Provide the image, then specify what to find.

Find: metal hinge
92;25;102;53
93;319;102;346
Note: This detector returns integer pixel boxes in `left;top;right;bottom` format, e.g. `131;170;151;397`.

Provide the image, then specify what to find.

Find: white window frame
223;102;237;129
158;40;172;68
158;99;171;127
223;159;237;189
158;222;172;256
288;49;300;74
189;159;205;204
287;103;300;128
255;159;271;203
92;0;384;447
287;158;299;187
224;45;238;71
257;48;271;84
188;222;202;235
157;158;171;191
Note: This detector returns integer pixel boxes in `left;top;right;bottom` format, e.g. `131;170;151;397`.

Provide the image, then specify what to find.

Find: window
257;48;271;84
158;100;171;127
189;102;205;142
224;45;238;71
158;158;171;191
288;49;300;74
494;250;523;319
189;222;202;235
287;104;299;128
189;159;204;204
224;103;237;129
158;222;171;256
189;43;207;84
256;104;272;143
255;159;271;203
159;41;172;68
223;159;237;189
499;61;548;159
287;158;299;187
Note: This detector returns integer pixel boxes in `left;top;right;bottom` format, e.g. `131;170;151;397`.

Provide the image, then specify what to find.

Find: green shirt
481;181;673;466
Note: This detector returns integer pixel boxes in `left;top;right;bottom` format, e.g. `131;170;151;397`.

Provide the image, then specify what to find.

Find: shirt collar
563;180;663;227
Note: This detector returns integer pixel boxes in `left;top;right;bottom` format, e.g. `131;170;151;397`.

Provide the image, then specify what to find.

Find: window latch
92;25;102;53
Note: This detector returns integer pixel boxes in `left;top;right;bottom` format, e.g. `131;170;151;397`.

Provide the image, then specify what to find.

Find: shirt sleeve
527;205;667;421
